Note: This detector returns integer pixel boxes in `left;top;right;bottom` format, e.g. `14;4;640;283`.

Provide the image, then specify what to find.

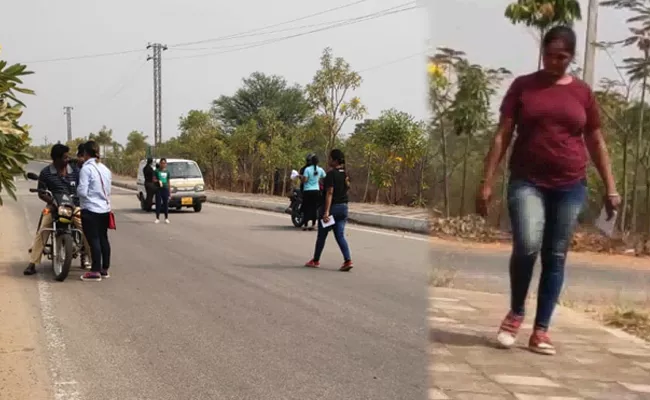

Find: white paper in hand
290;169;299;180
594;207;617;238
321;216;335;228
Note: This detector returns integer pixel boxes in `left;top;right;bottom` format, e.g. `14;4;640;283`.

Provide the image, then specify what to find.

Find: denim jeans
313;203;351;262
507;179;586;330
156;187;170;219
81;209;111;273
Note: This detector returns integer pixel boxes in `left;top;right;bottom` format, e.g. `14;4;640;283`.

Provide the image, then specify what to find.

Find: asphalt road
6;163;429;400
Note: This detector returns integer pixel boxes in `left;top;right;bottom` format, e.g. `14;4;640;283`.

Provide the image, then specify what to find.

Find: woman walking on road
305;149;353;271
155;158;171;224
78;141;113;282
300;154;326;231
476;26;619;355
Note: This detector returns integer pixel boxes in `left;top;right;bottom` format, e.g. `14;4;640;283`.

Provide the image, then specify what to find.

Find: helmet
305;152;316;164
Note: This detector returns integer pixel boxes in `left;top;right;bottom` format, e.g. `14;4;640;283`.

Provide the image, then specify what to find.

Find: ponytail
330;149;350;188
311;155;319;176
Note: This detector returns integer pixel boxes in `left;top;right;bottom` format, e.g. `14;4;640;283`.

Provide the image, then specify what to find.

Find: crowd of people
24;140;113;282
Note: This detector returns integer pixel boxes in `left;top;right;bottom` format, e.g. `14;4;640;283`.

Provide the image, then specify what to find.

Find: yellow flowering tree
0;46;34;205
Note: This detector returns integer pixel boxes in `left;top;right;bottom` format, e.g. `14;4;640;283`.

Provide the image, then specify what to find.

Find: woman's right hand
476;182;492;217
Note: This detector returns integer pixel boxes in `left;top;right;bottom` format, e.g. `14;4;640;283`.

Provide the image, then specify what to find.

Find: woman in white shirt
77;141;113;282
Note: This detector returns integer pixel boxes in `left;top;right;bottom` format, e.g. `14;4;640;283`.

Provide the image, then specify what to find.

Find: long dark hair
82;141;100;159
311;155;319;175
330;149;350;188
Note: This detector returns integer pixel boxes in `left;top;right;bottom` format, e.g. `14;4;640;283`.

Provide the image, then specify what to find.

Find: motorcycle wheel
52;233;73;282
291;205;304;228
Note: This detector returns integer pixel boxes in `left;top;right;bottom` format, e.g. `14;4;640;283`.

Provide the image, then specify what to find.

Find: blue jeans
156;187;169;219
313;203;351;262
507;179;586;330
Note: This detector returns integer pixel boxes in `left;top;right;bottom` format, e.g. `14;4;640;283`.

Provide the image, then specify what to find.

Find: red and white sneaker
339;260;353;272
496;312;523;348
80;272;101;282
529;329;556;355
304;260;320;268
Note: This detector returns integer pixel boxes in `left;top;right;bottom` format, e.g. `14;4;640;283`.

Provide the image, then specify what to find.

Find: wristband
607;193;620;198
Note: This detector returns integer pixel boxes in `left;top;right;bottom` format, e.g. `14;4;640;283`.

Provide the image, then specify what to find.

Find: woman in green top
155;158;171;224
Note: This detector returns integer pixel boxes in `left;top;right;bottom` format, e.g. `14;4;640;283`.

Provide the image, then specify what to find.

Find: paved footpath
429;288;650;400
111;175;429;233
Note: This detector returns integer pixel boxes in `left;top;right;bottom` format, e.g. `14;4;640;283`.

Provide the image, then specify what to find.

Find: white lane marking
111;185;430;243
21;201;82;400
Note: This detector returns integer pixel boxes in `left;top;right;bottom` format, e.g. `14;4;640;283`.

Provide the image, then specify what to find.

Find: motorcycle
27;172;84;282
286;188;304;228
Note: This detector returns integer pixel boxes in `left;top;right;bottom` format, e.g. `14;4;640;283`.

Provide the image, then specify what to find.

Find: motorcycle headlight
194;184;204;192
58;206;73;218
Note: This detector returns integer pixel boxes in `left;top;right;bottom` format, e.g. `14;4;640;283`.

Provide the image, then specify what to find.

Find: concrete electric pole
583;0;599;87
63;106;74;143
146;43;168;156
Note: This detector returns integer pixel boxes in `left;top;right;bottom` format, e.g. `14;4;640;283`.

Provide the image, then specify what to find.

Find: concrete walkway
429;288;650;400
111;175;429;233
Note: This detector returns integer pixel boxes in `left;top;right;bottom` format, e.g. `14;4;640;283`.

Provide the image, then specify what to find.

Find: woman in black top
305;149;353;271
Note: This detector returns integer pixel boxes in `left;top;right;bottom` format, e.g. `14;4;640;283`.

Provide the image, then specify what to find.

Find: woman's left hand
604;193;621;220
322;215;330;223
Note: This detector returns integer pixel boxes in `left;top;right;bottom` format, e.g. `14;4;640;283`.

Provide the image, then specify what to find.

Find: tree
602;0;650;232
449;61;511;215
212;72;313;133
89;126;113;158
505;0;582;68
0;49;34;205
306;47;367;153
124;131;149;155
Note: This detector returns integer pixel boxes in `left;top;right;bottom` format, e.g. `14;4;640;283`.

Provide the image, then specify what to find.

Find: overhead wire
167;3;417;61
169;0;372;48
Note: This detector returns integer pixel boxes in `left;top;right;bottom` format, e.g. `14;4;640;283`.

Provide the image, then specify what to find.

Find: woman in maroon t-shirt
476;26;620;355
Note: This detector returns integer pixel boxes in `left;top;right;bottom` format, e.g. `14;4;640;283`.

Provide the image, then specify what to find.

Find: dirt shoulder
0;203;52;399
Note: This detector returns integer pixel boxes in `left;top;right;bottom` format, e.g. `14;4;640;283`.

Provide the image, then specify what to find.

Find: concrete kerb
110;180;430;234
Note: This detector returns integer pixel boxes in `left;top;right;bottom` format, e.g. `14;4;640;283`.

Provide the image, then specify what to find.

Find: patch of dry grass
429;266;456;287
603;308;650;341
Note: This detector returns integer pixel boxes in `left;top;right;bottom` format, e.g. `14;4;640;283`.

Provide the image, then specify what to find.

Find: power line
169;0;372;48
357;51;425;73
23;49;143;64
167;4;417;61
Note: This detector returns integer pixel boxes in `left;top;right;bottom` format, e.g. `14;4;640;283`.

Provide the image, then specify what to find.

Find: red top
500;71;601;188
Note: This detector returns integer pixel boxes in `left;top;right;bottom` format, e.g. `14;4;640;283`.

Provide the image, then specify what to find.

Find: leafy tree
212;72;313;133
505;0;582;68
602;0;650;231
306;47;367;153
0;50;34;205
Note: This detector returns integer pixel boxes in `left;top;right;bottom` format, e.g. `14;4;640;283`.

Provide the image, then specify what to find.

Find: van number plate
181;197;193;205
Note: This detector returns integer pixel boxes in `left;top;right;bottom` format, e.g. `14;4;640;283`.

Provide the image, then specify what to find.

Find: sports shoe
496;312;523;348
529;329;556;355
80;272;101;282
155;219;160;224
304;260;320;268
100;269;110;279
339;260;354;272
165;219;170;224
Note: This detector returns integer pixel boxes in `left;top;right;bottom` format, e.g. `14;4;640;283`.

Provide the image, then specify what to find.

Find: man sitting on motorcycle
24;144;91;275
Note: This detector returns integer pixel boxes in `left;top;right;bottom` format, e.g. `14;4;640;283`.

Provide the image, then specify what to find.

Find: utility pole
146;43;168;156
63;106;74;143
583;0;599;87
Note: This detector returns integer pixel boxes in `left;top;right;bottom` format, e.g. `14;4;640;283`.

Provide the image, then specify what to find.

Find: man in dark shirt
25;144;90;275
143;158;156;211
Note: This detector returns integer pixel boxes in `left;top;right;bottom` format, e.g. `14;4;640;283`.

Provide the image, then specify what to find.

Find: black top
323;167;348;205
299;165;307;192
38;164;79;197
143;164;154;183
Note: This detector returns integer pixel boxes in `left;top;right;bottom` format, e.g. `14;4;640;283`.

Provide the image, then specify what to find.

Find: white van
136;158;207;213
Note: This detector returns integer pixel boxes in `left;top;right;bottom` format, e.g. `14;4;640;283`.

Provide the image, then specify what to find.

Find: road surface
3;163;429;400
